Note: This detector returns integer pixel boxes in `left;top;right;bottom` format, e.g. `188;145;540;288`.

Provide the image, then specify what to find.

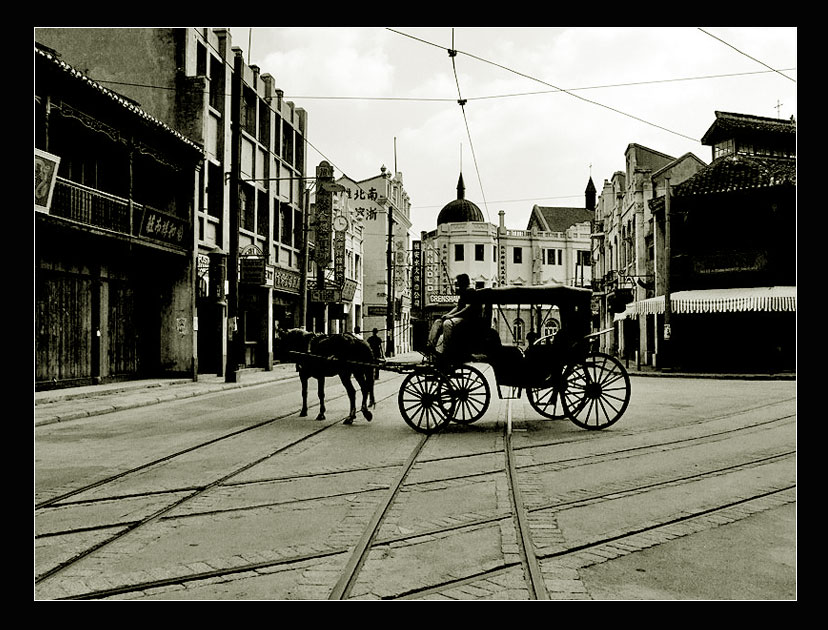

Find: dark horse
281;329;376;423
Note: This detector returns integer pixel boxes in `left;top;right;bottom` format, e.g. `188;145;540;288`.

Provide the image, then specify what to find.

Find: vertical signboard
334;230;346;287
411;240;423;316
498;242;507;286
314;162;334;266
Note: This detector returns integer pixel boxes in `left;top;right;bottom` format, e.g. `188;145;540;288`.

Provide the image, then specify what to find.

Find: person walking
367;328;384;379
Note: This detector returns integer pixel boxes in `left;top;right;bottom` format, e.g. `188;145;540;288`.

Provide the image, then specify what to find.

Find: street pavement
34;354;795;427
34;358;797;600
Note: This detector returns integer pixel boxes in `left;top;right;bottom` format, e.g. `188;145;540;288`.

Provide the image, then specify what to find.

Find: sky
230;27;797;238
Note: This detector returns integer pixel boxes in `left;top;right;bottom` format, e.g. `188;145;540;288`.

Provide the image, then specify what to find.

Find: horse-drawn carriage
395;284;631;434
286;284;631;434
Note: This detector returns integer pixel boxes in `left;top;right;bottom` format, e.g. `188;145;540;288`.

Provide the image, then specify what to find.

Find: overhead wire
448;28;491;223
387;28;700;143
69;28;794;209
697;28;796;83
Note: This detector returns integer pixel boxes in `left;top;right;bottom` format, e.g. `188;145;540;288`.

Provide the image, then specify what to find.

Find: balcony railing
47;177;189;250
50;177;132;234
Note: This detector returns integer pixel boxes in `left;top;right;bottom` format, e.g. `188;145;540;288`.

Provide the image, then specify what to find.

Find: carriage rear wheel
399;369;456;434
527;379;568;420
442;365;491;424
560;352;631;430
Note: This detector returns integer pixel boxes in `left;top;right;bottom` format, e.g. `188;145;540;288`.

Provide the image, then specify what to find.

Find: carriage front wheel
443;365;491;424
560;352;631;430
399;369;456;434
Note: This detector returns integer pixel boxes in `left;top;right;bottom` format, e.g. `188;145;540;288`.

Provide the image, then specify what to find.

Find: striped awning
614;286;796;320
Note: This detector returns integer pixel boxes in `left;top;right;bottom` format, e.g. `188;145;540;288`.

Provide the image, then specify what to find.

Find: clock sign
333;215;349;232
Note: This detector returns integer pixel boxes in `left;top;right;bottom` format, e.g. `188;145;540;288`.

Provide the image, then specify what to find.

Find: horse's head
281;328;314;356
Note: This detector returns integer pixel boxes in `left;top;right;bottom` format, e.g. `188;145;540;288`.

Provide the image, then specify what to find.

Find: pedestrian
354;325;363;339
273;320;282;362
367;328;384;379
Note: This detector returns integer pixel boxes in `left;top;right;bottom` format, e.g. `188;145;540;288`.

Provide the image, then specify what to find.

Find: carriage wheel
527;379;568;420
561;352;631;430
442;365;491;424
399;370;456;434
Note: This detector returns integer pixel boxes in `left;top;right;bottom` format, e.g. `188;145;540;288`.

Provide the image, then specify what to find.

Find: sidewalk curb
34;372;297;427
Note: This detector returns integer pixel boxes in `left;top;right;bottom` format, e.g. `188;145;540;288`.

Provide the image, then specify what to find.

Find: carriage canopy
466;284;592;307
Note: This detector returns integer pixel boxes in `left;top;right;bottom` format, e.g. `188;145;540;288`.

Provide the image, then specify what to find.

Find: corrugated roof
36;45;203;153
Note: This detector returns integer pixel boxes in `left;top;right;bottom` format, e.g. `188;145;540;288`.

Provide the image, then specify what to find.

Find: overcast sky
230;27;797;238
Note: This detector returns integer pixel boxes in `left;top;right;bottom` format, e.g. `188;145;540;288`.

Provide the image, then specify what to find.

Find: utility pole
385;199;395;357
298;181;310;330
662;178;673;371
225;49;243;383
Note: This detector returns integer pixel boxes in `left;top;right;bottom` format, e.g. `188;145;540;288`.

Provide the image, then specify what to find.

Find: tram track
36;410;794;537
35;381;795;600
35;387;401;585
45;454;795;600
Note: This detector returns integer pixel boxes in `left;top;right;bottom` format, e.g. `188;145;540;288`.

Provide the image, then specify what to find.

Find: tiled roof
673;153;796;197
701;111;796;145
531;206;593;232
36;45;203;153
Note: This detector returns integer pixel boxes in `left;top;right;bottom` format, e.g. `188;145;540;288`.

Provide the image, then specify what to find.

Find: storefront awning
614;286;796;320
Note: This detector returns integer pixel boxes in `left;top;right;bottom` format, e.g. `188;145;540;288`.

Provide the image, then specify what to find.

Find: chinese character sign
411;240;423;315
334;230;346;287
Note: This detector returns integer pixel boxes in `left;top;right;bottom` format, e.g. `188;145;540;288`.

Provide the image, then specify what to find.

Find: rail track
35;376;795;600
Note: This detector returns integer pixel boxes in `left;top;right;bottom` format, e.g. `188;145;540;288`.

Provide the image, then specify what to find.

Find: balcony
47;177;189;251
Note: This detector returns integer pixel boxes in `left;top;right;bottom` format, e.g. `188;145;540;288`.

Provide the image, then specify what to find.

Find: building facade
590;144;707;365
415;175;594;349
35;44;203;389
336;167;412;355
597;112;796;372
35;28;309;378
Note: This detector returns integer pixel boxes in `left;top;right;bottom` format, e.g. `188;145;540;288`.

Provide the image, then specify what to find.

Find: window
241;184;255;232
454;243;465;261
513;247;523;264
475;244;485;261
577;250;590;267
543;320;559;340
206;163;222;218
513;318;525;345
209;56;224;112
241;86;256;136
280;204;292;245
257;190;268;237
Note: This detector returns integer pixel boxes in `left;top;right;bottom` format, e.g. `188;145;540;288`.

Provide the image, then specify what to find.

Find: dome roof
437;173;485;225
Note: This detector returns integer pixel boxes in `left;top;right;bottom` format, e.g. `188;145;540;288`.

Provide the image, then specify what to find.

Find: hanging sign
35;149;61;213
334;230;346;287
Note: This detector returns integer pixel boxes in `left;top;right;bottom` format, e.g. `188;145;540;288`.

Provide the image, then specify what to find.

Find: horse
280;329;376;424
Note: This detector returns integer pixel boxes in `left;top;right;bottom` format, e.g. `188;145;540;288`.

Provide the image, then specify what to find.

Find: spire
457;172;466;200
585;176;596;212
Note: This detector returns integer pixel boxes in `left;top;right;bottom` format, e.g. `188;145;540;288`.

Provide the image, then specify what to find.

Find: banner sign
139;207;188;249
272;267;301;294
342;279;357;302
240;257;267;285
310;288;341;303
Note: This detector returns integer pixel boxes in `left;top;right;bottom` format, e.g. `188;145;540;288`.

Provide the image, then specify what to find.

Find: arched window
543;319;560;343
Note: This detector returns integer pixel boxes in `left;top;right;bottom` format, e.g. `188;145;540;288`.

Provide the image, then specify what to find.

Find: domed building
413;174;595;348
437;173;485;225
